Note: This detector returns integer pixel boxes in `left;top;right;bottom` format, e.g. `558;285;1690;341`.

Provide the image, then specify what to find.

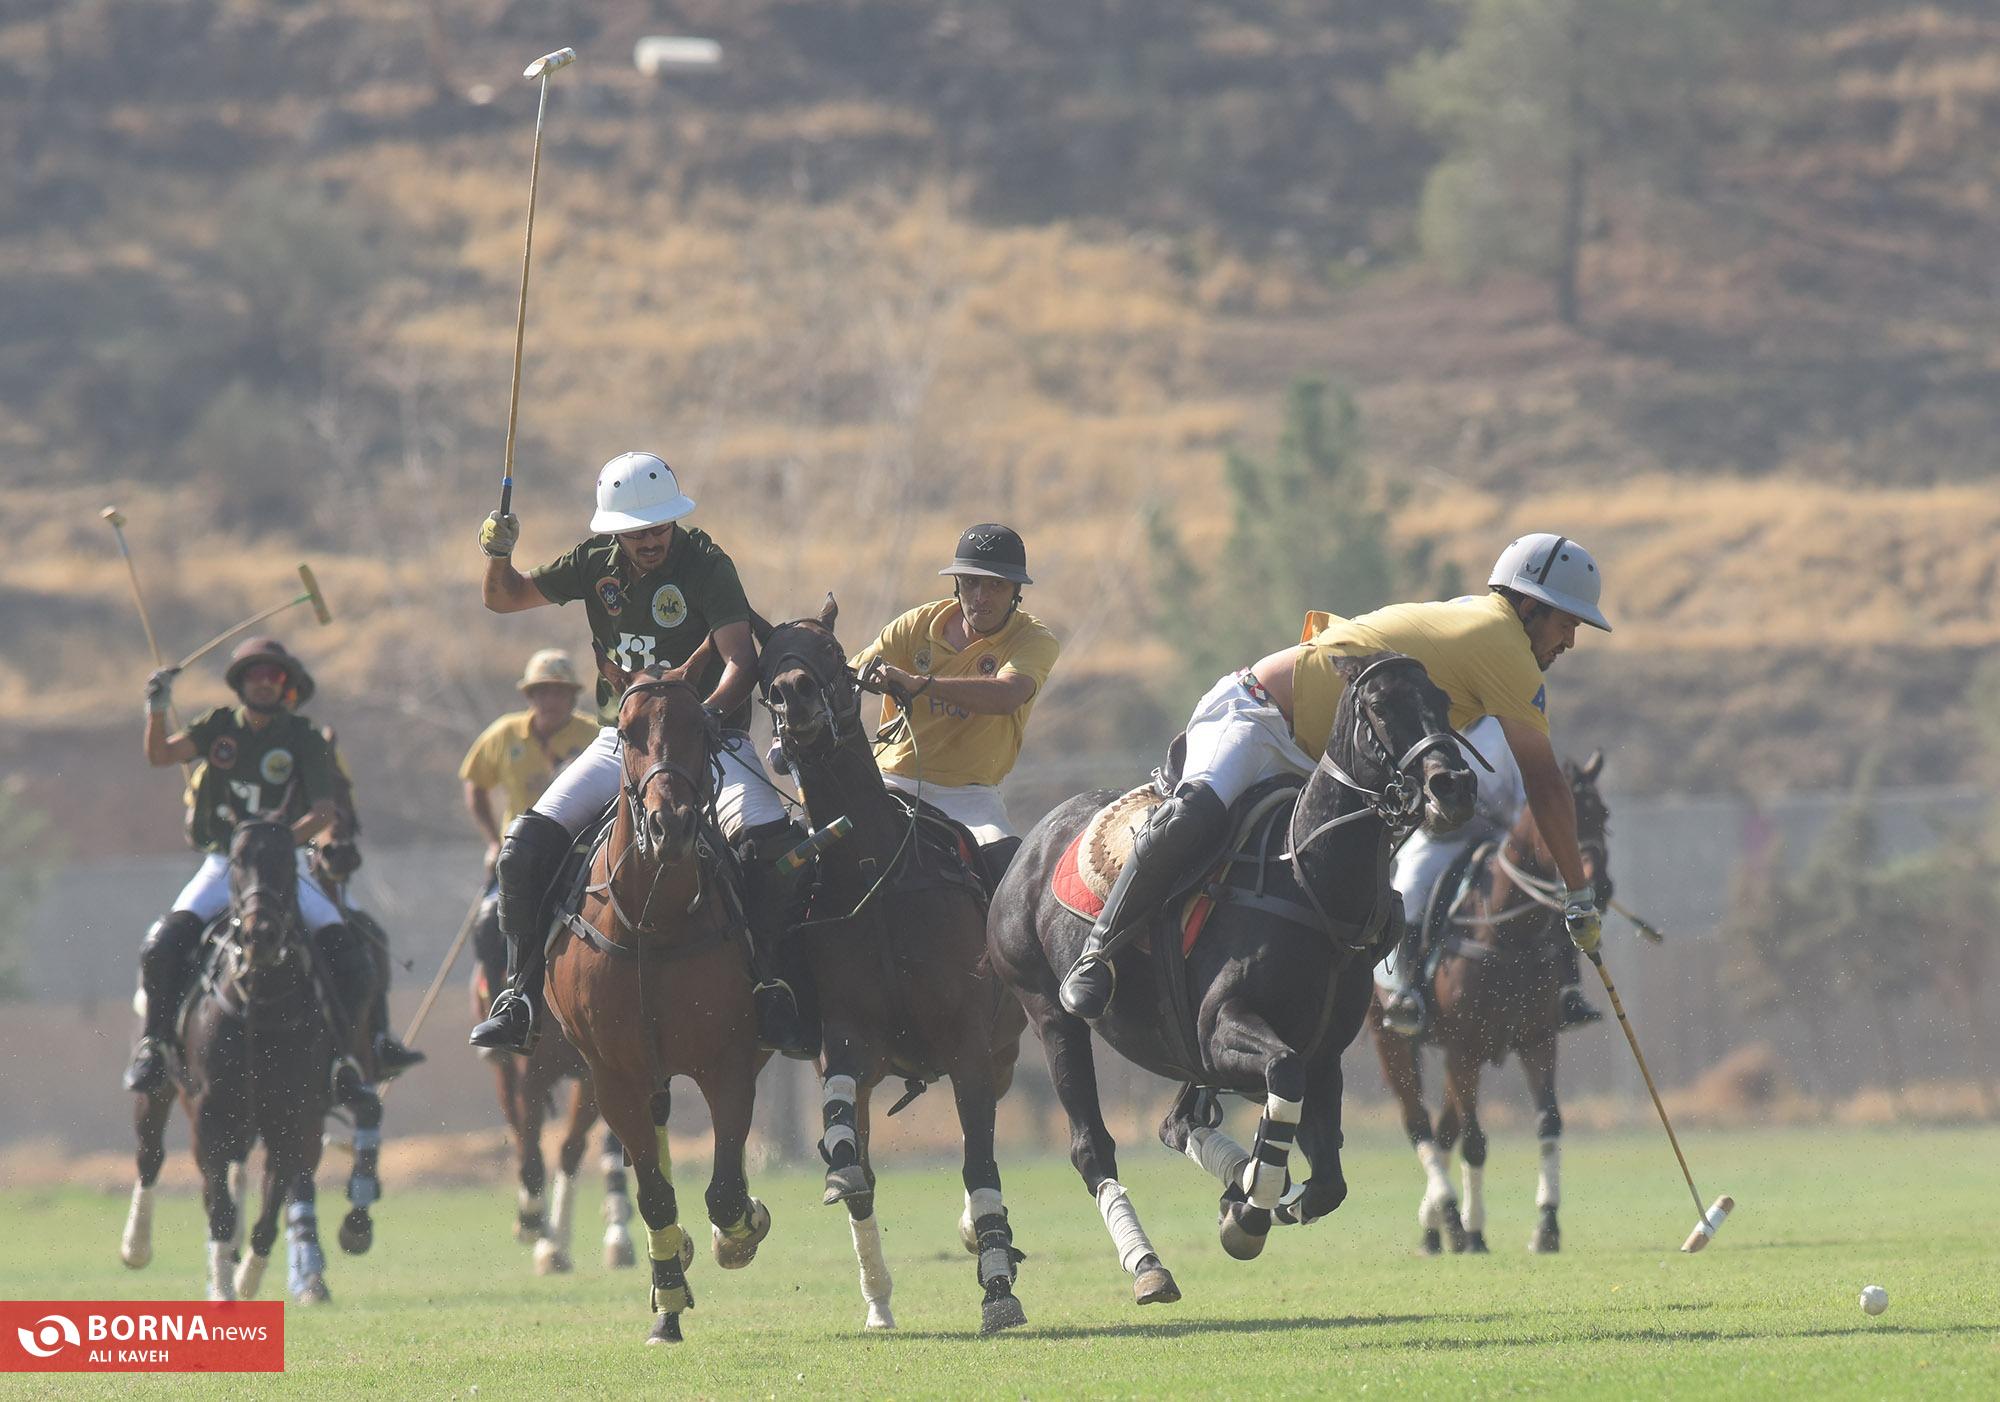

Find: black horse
987;653;1476;1303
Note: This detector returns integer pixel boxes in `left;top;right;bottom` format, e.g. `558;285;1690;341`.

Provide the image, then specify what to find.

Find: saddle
1416;824;1501;982
545;801;745;963
878;791;990;902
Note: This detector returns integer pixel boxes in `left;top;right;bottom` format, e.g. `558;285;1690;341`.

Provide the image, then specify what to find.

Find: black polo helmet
225;636;316;706
939;523;1032;585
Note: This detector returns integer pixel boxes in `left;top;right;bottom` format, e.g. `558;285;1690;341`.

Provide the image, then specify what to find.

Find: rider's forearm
292;800;338;845
906;673;1036;715
144;711;172;766
1521;764;1588;893
483;558;543;613
704;657;758;718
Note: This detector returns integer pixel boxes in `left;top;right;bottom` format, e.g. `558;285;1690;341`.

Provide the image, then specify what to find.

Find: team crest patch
595;576;625;616
650;584;688;629
260;748;295;785
978;654;1000;676
1532;684;1547;714
208;736;238;770
913;647;932;673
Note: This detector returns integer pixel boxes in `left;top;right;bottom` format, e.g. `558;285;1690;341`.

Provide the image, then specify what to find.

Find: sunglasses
619;522;675;543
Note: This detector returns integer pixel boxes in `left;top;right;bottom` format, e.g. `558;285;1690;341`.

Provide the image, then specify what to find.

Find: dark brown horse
121;821;358;1302
988;654;1475;1304
543;667;771;1346
471;964;636;1273
1369;752;1610;1255
758;600;1030;1336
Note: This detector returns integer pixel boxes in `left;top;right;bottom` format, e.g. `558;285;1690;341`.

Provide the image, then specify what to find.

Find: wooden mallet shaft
173;564;334;672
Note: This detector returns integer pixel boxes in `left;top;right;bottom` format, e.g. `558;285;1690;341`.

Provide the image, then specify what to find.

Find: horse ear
1582;749;1604;780
749;609;775;647
818;592;838;629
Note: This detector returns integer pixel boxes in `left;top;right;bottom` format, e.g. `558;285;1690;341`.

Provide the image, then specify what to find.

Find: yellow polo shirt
854;599;1060;789
1291;593;1549;762
459;709;600;827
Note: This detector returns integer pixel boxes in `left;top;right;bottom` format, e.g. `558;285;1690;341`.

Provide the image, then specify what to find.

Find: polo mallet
173;564;333;673
103;505;188;751
1611;898;1667;944
497;46;578;519
1588;950;1734;1251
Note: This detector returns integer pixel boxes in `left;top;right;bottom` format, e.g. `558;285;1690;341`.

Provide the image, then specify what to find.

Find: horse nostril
647;809;668;847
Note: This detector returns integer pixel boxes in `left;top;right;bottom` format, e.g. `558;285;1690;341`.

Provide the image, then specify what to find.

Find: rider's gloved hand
1563;887;1603;955
144;665;181;713
479;510;520;558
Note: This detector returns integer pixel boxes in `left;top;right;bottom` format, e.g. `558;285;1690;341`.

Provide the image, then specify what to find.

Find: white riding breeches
1178;672;1318;807
171;851;345;933
530;725;788;841
881;774;1013;845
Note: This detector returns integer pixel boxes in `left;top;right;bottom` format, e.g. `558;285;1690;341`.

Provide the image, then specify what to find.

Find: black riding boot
1380;897;1431;1037
469;813;572;1054
736;820;814;1059
315;919;380;1102
1059;782;1228;1020
1556;944;1603;1029
123;911;206;1092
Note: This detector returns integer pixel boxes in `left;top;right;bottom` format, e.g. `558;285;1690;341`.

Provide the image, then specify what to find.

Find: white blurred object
1860;1284;1888;1315
634;36;723;76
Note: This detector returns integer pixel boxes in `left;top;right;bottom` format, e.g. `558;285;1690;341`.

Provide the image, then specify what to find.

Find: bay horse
471;963;636;1273
988;653;1476;1302
758;599;1030;1336
542;665;772;1346
1369;751;1612;1255
120;820;375;1302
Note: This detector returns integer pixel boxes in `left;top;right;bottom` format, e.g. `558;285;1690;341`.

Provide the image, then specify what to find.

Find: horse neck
1292;770;1389;926
795;725;904;859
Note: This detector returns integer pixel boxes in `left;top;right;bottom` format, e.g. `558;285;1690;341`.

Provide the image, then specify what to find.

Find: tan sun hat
517;649;583;693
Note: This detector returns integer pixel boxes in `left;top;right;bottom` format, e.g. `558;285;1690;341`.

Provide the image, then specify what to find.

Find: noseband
760;636;867;757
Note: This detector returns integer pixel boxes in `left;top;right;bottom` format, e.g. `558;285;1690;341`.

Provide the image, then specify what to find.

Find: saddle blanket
1050;785;1217;958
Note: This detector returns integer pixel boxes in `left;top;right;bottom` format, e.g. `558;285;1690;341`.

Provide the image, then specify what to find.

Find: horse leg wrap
121;1182;155;1269
286;1199;325;1297
974;1213;1018;1289
648;1224;694;1314
547;1171;575;1248
1095;1179;1158;1276
1185;1125;1253;1188
1239;1092;1301;1211
959;1187;1005;1253
1537;1136;1561;1211
206;1240;237;1302
1415;1140;1453;1229
849;1212;894;1322
1461;1161;1486;1234
602;1179;632;1228
820;1074;858;1168
347;1121;381;1210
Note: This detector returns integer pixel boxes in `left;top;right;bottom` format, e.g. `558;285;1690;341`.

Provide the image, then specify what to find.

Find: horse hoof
1133;1260;1180;1306
865;1305;897;1330
1529;1229;1560;1254
533;1240;573;1275
646;1312;683;1346
1467;1231;1489;1254
337;1209;373;1256
234;1252;269;1299
296;1278;331;1306
604;1232;636;1271
1442;1202;1469;1254
981;1290;1027;1335
1421;1228;1443;1256
1219;1201;1270;1262
822;1165;870;1206
712;1199;771;1270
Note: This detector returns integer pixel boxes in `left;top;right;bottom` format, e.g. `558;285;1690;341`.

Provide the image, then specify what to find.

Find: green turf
5;1125;1997;1399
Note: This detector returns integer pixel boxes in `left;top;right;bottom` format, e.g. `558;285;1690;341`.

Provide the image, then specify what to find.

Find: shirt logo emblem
209;737;238;770
651;584;688;629
260;749;295;785
913;647;932;673
595;576;625;616
978;654;999;676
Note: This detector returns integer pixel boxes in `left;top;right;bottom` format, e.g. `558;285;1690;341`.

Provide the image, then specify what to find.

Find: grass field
6;1125;1998;1399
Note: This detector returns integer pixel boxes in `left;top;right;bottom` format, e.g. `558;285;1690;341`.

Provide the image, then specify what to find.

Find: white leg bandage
1185;1125;1253;1187
121;1182;155;1269
1416;1140;1452;1228
849;1213;895;1328
820;1074;859;1161
1239;1092;1303;1209
1461;1161;1486;1234
206;1240;236;1302
1537;1136;1561;1210
547;1170;575;1248
1095;1179;1158;1276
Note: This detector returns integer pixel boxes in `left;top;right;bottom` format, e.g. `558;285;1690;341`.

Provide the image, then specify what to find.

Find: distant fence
5;779;1993;1156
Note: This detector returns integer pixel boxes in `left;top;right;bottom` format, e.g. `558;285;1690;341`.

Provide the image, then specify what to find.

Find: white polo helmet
589;451;697;534
1489;533;1611;632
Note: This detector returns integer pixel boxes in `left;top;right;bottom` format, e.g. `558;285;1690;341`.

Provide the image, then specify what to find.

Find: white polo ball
1859;1284;1888;1315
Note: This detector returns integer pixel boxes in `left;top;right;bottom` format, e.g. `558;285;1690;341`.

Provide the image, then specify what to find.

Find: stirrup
122;1037;171;1093
752;980;812;1058
469;988;538;1053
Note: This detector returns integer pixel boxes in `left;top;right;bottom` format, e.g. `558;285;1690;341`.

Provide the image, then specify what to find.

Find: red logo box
2;1302;283;1372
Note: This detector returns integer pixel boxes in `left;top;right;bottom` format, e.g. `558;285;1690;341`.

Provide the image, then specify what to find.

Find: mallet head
297;563;333;626
523;48;577;79
1680;1194;1735;1253
102;506;127;529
